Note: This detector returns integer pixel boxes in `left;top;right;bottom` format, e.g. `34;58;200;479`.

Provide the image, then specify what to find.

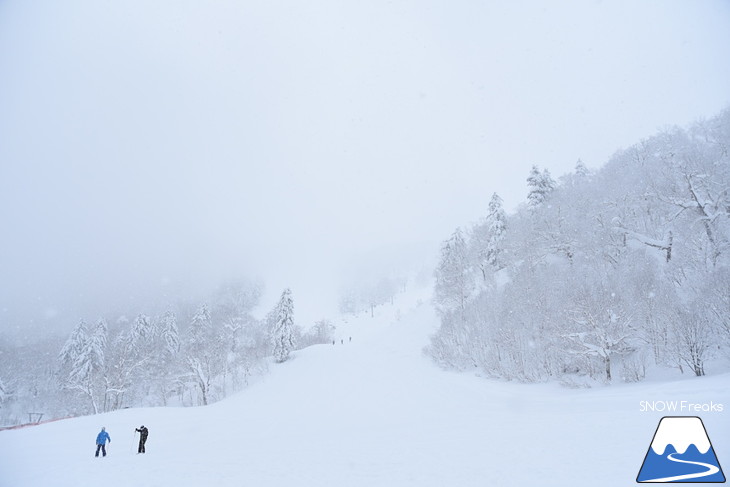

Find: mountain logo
637;416;725;483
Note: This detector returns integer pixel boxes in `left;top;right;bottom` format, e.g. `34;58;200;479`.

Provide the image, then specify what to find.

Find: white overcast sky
1;0;729;339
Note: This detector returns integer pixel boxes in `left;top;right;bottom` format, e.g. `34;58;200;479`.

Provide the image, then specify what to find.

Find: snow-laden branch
612;218;673;262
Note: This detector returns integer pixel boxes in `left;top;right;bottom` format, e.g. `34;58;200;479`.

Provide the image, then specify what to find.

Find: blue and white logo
637;416;725;483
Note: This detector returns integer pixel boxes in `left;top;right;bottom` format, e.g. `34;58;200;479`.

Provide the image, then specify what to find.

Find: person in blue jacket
95;427;111;457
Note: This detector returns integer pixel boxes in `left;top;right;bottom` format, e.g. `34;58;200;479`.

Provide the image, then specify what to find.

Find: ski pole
131;429;137;453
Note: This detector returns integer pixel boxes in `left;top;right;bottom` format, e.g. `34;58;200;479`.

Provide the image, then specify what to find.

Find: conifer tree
130;313;153;352
59;319;88;371
160;310;180;357
271;289;296;363
527;165;556;210
574;158;589;181
58;318;107;413
188;304;212;355
91;318;108;367
485;193;507;270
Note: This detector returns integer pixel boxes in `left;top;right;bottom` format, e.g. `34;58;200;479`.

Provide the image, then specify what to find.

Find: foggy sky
1;0;729;341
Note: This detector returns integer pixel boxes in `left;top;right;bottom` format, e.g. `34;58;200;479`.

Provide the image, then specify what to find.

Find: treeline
0;282;334;425
338;275;408;316
428;109;730;384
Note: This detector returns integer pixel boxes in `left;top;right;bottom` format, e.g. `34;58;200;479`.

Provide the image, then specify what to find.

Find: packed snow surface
1;289;728;486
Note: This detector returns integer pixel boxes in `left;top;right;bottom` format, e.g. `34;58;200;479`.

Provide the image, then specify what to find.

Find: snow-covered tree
312;319;336;344
574;158;589;181
434;228;473;317
188;305;212;354
58;319;88;372
670;299;716;377
271;289;296;363
469;193;507;282
0;376;7;407
5;278;268;419
185;304;217;405
130;313;154;352
213;279;264;324
526;165;556;210
103;329;147;411
91;318;108;366
428;109;730;383
59;318;107;413
142;310;182;406
566;280;636;382
485;193;507;271
298;319;336;348
159;310;180;357
707;268;730;352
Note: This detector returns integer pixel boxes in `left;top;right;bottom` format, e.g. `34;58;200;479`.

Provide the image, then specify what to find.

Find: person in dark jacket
95;427;111;457
135;425;149;453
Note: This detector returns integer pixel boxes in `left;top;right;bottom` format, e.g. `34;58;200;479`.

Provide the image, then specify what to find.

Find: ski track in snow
1;288;728;487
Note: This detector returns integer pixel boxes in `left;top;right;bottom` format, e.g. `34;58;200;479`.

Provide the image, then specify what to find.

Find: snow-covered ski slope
1;288;728;487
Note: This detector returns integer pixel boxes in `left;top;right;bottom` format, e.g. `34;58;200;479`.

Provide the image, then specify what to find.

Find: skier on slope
135;425;149;454
95;427;111;457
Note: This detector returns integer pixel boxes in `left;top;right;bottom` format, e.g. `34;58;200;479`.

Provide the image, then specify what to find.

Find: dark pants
95;444;106;457
138;438;147;453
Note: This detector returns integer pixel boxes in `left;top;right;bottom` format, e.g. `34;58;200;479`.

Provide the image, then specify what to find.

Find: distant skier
95;427;111;457
135;425;149;454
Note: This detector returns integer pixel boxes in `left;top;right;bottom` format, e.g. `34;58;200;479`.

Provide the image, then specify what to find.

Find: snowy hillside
1;289;728;487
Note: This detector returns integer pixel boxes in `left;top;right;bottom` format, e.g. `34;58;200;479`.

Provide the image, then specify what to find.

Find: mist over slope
1;0;729;340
